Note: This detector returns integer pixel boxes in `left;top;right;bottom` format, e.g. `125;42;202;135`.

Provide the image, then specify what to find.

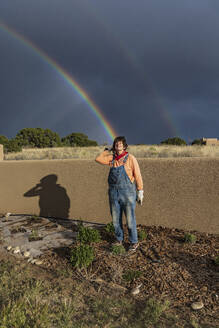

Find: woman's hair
112;136;128;152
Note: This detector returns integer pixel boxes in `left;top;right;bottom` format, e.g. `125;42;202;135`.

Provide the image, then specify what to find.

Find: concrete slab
0;214;104;259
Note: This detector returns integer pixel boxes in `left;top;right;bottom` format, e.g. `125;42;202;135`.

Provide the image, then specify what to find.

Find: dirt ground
0;221;218;327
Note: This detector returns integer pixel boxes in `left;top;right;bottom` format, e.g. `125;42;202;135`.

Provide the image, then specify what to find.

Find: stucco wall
0;158;218;234
0;145;3;161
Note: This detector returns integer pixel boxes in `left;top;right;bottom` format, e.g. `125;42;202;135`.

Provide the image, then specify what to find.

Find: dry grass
4;145;219;160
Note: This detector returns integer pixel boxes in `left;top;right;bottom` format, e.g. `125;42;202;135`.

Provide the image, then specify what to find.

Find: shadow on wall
24;174;70;218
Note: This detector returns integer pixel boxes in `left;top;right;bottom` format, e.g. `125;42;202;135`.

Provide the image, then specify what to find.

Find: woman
95;136;144;252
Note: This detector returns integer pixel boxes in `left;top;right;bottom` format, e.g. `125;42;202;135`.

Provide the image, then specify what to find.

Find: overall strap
123;154;129;164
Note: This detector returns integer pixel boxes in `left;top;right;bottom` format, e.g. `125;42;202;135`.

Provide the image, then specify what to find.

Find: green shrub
161;137;187;146
122;270;142;282
142;298;170;324
61;132;98;147
70;244;94;268
111;245;126;255
191;138;204;145
138;230;147;241
184;233;197;243
214;256;219;266
105;222;115;234
77;223;101;244
15;128;61;148
4;139;22;153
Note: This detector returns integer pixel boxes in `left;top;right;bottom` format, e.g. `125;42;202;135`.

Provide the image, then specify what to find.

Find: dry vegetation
4;145;219;160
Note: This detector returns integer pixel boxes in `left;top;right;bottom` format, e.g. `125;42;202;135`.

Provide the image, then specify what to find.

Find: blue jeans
109;188;138;244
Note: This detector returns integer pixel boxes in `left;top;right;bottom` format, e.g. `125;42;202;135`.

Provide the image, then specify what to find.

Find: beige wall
0;145;3;161
0;158;219;234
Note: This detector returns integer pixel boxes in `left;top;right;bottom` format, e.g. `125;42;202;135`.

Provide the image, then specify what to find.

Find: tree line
0;129;206;153
0;128;98;153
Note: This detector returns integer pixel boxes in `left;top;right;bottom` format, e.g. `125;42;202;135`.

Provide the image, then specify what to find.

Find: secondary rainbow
0;21;117;142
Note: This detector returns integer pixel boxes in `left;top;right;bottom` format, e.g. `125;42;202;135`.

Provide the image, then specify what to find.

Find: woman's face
115;141;125;154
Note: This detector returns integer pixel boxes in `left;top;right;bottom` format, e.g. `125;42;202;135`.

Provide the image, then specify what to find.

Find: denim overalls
108;154;138;244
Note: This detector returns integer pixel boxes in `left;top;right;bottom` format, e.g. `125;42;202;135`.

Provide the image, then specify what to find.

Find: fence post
0;145;3;160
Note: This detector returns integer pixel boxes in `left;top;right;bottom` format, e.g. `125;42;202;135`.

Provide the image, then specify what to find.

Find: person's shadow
24;174;70;219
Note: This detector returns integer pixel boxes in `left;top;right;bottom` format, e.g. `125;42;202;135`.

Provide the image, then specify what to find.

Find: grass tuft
184;233;197;243
77;223;101;244
70;244;94;268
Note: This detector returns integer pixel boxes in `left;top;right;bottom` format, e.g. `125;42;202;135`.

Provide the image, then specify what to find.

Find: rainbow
80;4;179;137
0;21;117;142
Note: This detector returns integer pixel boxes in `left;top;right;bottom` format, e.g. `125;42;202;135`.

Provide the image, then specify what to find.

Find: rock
131;284;142;296
31;259;37;264
13;246;21;254
6;245;12;251
191;301;204;310
23;251;30;258
35;260;43;265
5;213;11;218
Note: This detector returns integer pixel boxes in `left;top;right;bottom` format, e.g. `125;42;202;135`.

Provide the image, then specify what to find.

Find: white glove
137;190;144;205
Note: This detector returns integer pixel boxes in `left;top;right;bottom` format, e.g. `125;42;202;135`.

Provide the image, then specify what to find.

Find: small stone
131;284;142;296
201;286;208;292
23;251;30;258
5;213;11;218
31;259;37;264
13;246;21;254
35;260;43;265
7;245;12;251
191;301;204;310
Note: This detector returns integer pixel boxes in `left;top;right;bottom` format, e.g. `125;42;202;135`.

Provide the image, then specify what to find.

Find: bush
214;256;219;266
77;223;101;244
61;132;98;147
161;137;187;146
191;138;203;145
15;128;61;148
138;230;147;241
105;222;115;234
122;270;142;282
184;233;197;243
4;139;22;153
0;135;8;146
70;244;94;268
111;245;126;255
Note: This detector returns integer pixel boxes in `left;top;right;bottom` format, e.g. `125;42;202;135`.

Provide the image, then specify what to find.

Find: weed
77;223;101;244
138;230;147;241
28;229;43;242
214;255;219;266
190;318;200;328
122;270;142;282
111;244;126;255
141;298;170;324
105;222;115;234
70;244;94;268
184;233;197;243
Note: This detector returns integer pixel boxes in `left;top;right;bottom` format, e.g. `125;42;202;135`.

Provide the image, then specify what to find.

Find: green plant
29;229;42;242
122;270;142;282
61;132;98;147
214;256;219;266
184;233;197;243
161;137;187;146
77;223;101;244
70;244;94;268
15;127;62;148
111;245;126;255
138;230;147;241
141;298;170;324
105;222;115;234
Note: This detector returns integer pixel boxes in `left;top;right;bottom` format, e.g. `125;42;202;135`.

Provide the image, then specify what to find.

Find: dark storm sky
0;0;219;144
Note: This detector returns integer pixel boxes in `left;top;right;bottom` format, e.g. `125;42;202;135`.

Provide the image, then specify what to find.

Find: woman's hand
137;190;144;205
